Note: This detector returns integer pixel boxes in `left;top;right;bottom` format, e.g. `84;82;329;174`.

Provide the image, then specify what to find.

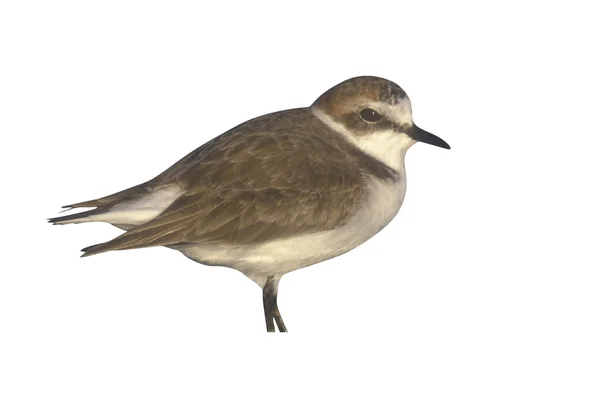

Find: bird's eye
359;108;382;123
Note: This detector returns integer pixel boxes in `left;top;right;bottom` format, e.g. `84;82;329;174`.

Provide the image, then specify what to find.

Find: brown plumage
49;76;450;332
62;108;395;257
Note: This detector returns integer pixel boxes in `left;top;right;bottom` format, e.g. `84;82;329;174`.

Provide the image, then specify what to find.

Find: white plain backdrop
1;1;599;399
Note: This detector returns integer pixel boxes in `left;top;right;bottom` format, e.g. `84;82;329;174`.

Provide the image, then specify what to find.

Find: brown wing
81;109;367;257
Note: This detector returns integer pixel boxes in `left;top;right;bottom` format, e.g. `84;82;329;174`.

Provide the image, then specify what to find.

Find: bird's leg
262;276;276;332
262;275;287;333
273;304;287;332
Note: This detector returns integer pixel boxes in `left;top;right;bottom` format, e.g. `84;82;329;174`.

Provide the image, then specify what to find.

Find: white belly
176;175;407;283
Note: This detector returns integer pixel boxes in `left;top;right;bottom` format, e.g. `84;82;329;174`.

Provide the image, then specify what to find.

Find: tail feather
79;233;155;257
57;181;152;211
62;200;104;209
48;181;154;225
50;181;182;256
80;242;113;257
80;220;185;257
48;208;106;225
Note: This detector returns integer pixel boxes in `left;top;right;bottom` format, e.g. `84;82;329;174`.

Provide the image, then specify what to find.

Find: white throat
312;109;415;173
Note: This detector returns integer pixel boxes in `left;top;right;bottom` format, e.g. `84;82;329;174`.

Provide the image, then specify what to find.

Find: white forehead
373;98;413;125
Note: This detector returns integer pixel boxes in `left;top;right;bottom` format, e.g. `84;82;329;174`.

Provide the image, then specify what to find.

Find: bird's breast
355;174;407;233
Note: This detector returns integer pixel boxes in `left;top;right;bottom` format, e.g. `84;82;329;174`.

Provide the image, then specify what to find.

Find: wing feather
81;109;370;257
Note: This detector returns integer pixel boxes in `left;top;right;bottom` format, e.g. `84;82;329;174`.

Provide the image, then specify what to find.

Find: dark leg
262;276;276;332
262;275;287;333
273;305;287;332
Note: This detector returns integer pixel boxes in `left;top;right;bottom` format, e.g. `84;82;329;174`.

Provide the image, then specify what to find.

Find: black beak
408;124;451;149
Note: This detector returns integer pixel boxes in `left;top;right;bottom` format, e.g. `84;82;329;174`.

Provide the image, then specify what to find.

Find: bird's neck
312;108;414;174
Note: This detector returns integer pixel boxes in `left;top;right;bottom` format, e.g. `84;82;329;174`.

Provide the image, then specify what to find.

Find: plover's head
311;76;449;171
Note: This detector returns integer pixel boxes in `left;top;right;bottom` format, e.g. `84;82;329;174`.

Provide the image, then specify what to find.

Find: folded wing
82;109;366;257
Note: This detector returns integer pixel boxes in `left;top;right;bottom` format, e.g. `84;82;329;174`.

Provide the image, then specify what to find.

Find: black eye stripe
359;108;382;123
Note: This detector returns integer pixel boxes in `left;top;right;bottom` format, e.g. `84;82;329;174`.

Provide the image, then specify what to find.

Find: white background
1;1;599;399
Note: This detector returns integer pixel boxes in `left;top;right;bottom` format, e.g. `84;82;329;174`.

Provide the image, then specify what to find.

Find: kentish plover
49;76;450;332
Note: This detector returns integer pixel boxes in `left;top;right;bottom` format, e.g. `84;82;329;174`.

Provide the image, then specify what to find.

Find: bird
49;76;450;332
